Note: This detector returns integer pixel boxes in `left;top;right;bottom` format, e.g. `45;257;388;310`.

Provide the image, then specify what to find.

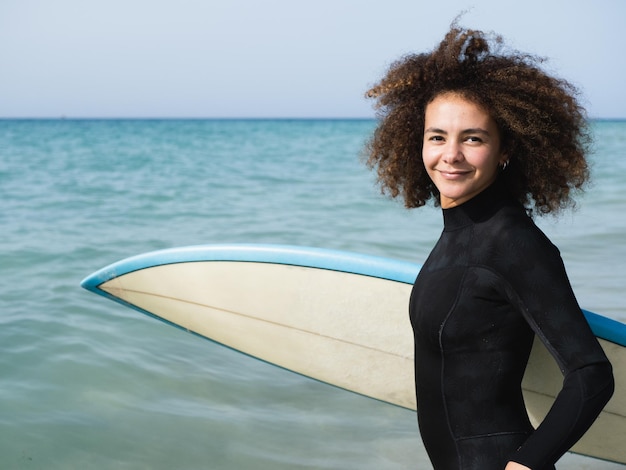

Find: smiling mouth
439;169;471;178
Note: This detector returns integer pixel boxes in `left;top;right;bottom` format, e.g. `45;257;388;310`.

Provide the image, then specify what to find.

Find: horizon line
1;116;625;122
0;116;378;121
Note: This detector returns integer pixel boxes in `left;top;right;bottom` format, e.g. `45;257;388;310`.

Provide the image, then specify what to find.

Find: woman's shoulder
482;200;560;259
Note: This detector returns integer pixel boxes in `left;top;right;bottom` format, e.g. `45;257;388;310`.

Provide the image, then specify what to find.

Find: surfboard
80;244;626;464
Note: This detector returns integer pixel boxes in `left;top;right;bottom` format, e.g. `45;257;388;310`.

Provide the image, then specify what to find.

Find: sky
1;0;625;119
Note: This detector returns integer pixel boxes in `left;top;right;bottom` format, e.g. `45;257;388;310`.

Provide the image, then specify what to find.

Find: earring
501;160;509;171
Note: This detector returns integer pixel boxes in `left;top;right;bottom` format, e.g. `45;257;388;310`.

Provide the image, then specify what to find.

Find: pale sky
1;0;624;119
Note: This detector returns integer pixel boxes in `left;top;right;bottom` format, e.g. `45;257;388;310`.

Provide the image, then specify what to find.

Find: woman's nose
442;142;463;164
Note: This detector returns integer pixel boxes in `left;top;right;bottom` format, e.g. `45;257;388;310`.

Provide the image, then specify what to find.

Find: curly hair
364;25;591;215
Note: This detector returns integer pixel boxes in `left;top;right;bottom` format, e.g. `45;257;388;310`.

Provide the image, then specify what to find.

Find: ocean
1;119;624;469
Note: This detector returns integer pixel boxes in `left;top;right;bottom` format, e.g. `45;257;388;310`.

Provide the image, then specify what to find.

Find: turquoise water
1;119;624;469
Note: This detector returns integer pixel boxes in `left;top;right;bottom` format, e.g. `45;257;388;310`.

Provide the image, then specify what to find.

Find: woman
365;25;614;469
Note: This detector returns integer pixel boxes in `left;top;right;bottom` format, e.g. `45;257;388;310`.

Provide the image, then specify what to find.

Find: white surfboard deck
81;244;626;464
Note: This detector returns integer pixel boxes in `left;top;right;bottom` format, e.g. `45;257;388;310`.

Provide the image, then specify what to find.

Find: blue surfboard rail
80;243;421;288
81;244;626;348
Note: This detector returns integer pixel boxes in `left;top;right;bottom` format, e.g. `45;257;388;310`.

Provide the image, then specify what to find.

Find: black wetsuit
409;181;614;470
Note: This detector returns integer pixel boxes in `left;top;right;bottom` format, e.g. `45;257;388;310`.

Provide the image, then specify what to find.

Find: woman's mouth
438;169;471;179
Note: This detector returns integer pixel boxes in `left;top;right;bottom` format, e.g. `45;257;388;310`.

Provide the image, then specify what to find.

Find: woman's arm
498;222;614;468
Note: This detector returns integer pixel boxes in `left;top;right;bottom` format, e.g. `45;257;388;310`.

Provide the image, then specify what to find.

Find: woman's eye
429;135;444;141
466;136;483;143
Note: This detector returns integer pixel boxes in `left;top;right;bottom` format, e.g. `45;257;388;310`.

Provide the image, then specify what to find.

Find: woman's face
422;93;507;209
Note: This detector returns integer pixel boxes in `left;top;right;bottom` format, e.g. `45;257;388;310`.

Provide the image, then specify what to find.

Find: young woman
365;25;614;470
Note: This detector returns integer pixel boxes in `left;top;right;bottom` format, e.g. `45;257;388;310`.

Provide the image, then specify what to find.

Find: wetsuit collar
442;178;511;231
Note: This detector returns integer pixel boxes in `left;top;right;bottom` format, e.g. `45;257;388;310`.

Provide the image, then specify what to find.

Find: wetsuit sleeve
498;229;614;469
